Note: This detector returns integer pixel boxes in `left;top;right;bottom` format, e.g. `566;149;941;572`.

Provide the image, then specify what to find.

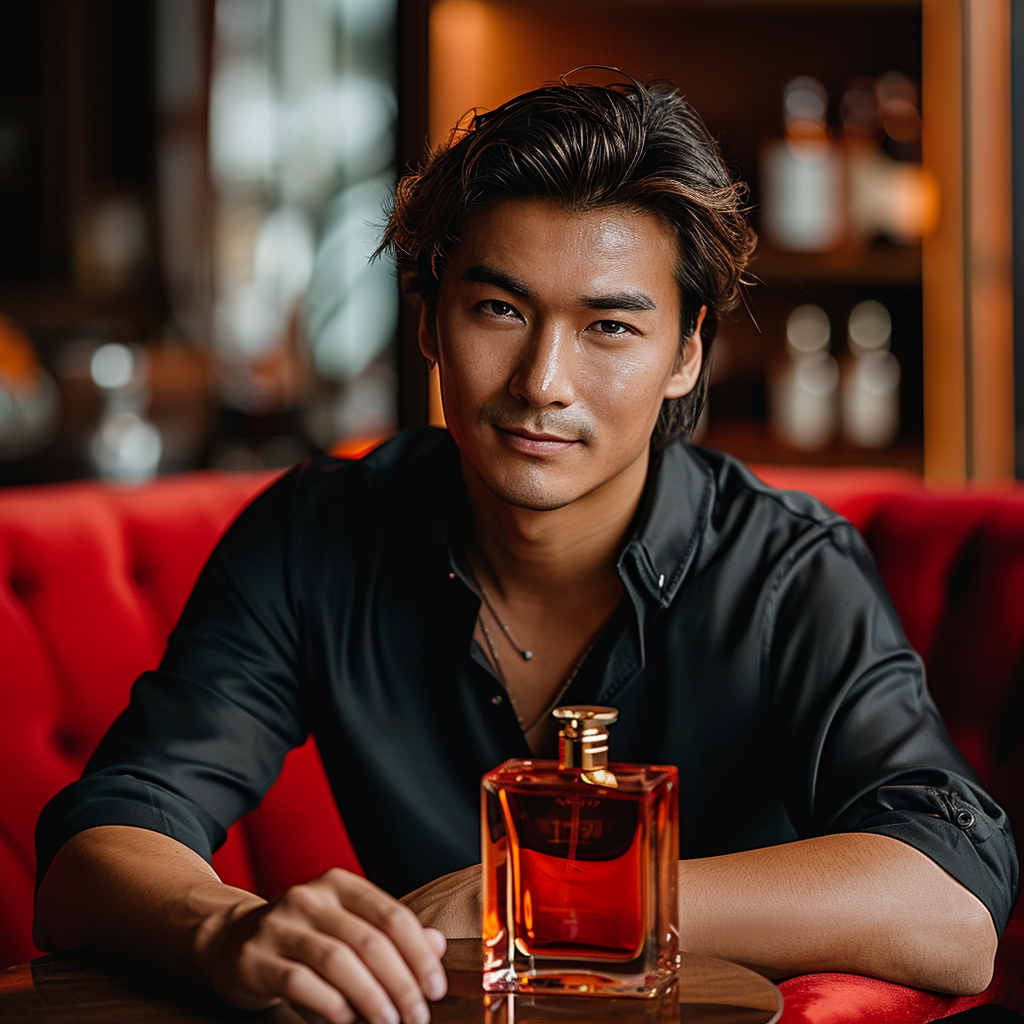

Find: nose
508;319;576;408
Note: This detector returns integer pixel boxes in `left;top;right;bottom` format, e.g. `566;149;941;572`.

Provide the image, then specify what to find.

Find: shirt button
955;808;975;829
491;694;503;706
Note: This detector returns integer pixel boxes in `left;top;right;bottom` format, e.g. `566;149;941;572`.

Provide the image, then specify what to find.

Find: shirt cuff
841;781;1019;936
35;772;228;890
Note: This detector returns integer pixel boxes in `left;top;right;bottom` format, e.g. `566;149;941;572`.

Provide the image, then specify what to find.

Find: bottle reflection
482;988;681;1023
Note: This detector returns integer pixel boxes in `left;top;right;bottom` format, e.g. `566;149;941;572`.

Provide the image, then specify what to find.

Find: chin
481;467;581;512
493;489;574;512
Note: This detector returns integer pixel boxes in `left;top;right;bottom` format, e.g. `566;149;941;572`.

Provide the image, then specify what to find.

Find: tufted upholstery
0;470;361;970
0;460;1021;1021
754;467;1024;846
754;466;1024;1021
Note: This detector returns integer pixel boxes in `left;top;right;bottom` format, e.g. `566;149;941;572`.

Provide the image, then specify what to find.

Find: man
34;80;1016;1024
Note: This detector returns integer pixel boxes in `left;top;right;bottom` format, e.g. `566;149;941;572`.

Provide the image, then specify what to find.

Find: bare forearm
34;825;263;982
36;826;450;1024
678;832;997;994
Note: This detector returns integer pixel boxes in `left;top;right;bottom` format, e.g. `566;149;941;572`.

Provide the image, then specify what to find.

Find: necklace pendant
522;650;533;661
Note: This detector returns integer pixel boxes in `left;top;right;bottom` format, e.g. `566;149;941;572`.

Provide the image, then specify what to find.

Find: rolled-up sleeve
35;467;308;888
765;520;1019;935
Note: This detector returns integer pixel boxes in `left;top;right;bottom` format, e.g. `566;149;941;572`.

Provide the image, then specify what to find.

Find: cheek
436;315;512;411
583;343;678;428
436;311;476;386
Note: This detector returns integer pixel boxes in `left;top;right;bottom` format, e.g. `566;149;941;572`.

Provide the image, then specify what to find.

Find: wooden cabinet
922;0;1014;482
402;0;1015;480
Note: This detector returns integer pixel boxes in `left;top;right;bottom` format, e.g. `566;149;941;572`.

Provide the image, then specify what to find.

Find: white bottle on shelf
761;77;844;253
770;304;839;450
841;300;901;449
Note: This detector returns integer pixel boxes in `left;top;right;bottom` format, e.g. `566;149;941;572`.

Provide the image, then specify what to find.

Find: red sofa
1;458;1022;1021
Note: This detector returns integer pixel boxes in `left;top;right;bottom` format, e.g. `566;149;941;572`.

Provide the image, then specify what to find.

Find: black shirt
36;428;1019;933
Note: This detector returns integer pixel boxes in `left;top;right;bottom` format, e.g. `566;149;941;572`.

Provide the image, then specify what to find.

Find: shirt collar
422;428;715;609
619;439;715;609
418;431;477;589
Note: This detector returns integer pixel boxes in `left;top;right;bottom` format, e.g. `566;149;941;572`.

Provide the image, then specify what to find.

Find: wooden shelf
700;418;923;472
749;245;922;288
423;0;1014;481
507;0;919;11
0;281;163;345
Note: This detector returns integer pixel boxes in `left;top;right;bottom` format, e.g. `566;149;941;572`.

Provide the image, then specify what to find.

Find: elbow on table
33;863;71;954
32;913;61;955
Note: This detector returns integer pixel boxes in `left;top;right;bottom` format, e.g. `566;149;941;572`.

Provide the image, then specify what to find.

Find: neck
461;451;651;600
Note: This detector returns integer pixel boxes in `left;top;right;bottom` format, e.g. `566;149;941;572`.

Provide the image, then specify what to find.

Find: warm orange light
329;436;391;460
430;0;495;147
0;314;41;394
429;365;446;427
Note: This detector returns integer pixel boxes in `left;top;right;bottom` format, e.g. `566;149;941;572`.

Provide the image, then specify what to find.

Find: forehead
444;198;680;300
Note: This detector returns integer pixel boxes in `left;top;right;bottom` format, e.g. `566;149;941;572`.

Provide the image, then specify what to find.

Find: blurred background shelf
700;419;923;473
414;0;938;473
0;281;163;341
0;0;1018;486
750;246;921;288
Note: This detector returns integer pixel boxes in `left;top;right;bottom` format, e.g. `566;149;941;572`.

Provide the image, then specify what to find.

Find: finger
291;899;433;1024
326;871;448;1002
293;1003;357;1024
252;954;358;1024
333;914;436;1024
425;929;447;959
280;928;405;1024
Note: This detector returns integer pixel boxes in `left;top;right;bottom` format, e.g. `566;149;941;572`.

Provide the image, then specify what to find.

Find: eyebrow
461;264;658;312
582;291;657;312
462;265;532;297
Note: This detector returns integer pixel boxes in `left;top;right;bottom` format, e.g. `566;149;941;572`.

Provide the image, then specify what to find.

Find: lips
493;424;580;455
504;427;573;443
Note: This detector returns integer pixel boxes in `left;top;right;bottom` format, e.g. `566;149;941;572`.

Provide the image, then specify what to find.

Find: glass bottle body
481;759;679;997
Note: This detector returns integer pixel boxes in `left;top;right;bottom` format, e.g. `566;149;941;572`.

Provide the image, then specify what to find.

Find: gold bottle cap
554;706;618;772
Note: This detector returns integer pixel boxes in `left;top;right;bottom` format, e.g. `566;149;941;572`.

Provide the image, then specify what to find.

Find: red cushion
750;464;924;532
0;470;362;968
753;468;1024;1021
2;459;1022;1024
777;919;1024;1022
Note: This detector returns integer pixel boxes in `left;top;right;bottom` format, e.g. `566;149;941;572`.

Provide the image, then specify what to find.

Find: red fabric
1;460;1022;1024
0;470;362;968
750;464;924;532
777;920;1024;1023
753;467;1024;1021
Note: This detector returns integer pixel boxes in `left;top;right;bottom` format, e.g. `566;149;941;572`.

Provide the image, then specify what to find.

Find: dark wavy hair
378;77;756;448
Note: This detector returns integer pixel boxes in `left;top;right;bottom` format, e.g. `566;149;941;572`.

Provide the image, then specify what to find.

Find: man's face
420;198;703;512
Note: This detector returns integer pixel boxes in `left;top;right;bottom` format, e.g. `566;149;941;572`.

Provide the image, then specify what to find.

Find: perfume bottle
481;706;679;997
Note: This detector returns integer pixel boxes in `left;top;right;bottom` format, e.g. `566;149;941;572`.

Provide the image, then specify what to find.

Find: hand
196;867;448;1024
401;864;482;939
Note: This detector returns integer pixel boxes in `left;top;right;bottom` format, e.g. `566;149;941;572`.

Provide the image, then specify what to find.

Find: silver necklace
474;581;594;734
476;580;533;662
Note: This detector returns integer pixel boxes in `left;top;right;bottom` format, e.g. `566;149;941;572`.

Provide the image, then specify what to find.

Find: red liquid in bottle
483;755;678;995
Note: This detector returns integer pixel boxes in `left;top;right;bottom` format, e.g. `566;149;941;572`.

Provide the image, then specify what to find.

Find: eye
478;299;522;320
592;320;633;337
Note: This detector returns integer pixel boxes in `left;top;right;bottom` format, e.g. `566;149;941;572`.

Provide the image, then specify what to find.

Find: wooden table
0;940;781;1024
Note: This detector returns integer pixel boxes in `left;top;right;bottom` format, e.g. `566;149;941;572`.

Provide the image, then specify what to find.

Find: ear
418;302;439;363
664;305;706;400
